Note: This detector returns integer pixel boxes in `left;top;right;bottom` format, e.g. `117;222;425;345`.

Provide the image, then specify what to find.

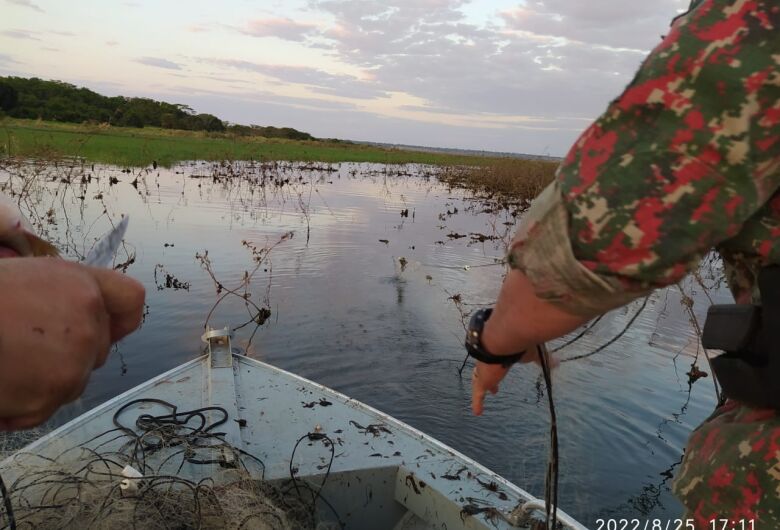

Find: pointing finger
471;368;486;416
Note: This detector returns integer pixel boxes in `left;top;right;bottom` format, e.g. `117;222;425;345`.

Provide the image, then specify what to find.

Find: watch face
466;310;485;348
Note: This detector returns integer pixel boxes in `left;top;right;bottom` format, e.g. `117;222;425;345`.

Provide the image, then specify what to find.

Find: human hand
471;361;510;416
471;348;558;415
0;258;145;430
466;270;586;416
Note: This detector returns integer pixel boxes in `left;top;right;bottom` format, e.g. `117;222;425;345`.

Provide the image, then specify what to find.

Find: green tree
0;75;315;138
161;113;177;129
196;113;225;132
121;110;144;128
0;82;18;112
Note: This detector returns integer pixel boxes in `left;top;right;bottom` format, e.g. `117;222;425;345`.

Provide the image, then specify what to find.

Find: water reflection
0;159;722;525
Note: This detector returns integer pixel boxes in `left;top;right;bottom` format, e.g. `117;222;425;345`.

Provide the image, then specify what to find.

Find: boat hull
1;340;587;530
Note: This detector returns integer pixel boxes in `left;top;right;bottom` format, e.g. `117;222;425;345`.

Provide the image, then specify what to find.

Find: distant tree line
0;76;314;140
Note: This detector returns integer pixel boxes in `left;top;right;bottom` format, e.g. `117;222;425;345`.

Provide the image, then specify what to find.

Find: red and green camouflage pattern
519;0;779;526
556;0;779;302
674;401;780;528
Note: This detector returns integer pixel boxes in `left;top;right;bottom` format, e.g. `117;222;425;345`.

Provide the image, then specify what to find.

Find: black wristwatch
465;308;526;367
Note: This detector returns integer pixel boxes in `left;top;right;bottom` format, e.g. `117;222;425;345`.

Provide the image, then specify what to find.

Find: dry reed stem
438;159;558;205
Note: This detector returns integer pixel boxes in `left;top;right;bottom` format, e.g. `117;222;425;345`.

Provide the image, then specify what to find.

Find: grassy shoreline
1;118;502;166
0;118;558;201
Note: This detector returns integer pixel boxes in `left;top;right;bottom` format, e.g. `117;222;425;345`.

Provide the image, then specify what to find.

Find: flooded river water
1;159;729;526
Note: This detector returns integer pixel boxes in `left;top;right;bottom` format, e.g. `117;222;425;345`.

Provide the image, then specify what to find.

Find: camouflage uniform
506;0;780;526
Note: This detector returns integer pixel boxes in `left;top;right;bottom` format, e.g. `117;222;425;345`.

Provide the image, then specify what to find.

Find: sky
0;0;690;156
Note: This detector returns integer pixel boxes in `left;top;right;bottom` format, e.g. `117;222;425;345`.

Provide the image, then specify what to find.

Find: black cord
113;398;229;437
533;296;649;529
0;469;16;530
537;344;558;530
289;433;335;506
561;297;649;363
551;315;604;353
288;432;344;528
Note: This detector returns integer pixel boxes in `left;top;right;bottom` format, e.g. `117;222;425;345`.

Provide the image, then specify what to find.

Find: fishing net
0;400;341;530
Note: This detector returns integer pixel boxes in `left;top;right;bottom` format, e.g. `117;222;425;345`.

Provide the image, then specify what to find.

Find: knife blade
85;215;129;268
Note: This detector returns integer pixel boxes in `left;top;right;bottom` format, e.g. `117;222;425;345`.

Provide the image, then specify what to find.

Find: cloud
151;88;564;152
106;40;119;46
239;18;319;41
500;0;689;50
198;58;387;99
0;53;18;66
264;94;358;111
1;29;41;41
190;88;360;112
170;72;251;85
135;57;183;70
49;30;77;37
187;0;683;153
307;0;686;125
6;0;43;13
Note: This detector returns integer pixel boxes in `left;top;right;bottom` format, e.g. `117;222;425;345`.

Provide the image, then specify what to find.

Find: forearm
481;268;591;355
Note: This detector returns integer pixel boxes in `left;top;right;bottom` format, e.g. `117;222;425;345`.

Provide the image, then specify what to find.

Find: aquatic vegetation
439;158;558;204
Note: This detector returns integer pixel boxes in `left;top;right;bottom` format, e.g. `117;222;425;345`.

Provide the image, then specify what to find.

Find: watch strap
466;308;526;367
467;345;527;367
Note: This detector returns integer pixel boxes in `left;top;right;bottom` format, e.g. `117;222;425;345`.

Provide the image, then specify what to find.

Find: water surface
1;160;725;527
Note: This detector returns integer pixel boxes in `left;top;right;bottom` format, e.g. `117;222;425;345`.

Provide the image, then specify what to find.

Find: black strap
465;307;527;367
467;347;526;367
705;266;780;409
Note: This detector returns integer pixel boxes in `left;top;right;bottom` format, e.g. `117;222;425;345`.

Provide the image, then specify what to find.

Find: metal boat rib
0;328;588;530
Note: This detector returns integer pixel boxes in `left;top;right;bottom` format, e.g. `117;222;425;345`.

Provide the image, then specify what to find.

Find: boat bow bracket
202;326;234;368
201;326;243;447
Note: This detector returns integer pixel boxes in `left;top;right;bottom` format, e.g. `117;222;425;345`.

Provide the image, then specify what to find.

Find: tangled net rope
0;399;341;530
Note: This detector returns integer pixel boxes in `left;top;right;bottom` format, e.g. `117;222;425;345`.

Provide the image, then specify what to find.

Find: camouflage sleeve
508;0;780;317
507;181;647;316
